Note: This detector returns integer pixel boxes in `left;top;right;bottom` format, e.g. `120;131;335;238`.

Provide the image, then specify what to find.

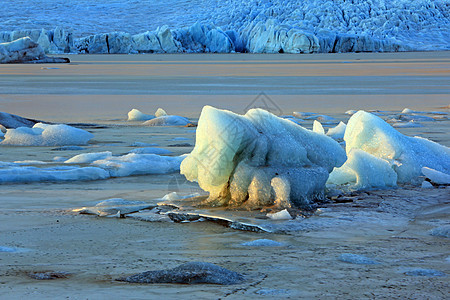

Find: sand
0;52;449;299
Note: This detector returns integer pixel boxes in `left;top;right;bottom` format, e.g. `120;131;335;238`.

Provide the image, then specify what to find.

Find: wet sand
0;52;449;299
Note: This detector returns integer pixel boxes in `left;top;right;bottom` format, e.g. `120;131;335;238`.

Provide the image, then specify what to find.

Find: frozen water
327;149;397;190
0;111;37;128
327;121;346;140
392;121;424;128
267;209;292;220
127;109;154;121
404;268;446;277
0;36;69;63
421;167;450;185
429;225;450;238
421;181;434;189
93;153;184;177
0;246;30;253
1;123;93;146
181;106;346;209
241;239;283;247
0;166;109;184
129;147;172;155
65;151;112;164
74;198;154;217
312;120;325;135
143;115;191;126
155;108;168;118
344;111;450;184
338;253;379;265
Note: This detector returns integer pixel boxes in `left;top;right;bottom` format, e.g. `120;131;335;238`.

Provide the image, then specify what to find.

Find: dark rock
117;262;244;285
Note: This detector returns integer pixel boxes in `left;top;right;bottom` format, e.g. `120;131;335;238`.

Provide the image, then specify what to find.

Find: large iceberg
1;123;93;146
180;106;346;209
0;37;69;63
344;111;450;184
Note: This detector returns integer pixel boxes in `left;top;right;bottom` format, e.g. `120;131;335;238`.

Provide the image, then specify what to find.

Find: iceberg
1;123;93;146
180;106;346;209
344;111;450;184
127;109;154;121
0;37;69;63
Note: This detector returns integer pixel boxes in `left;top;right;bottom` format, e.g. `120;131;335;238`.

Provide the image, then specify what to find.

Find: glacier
0;0;448;54
180;106;346;209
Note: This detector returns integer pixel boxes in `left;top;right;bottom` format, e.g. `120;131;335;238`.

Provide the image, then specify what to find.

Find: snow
181;106;346;209
1;123;93;146
344;111;450;184
421;167;450;185
143;115;191;126
127;109;154;121
327;149;397;190
1;0;448;53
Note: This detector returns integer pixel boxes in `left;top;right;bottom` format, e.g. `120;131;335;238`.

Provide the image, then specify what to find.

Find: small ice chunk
65;151;112;164
401;108;415;114
392;121;424;128
327;121;346;139
241;239;283;247
429;225;450;238
130;142;158;147
421;181;434;189
129;147;172;155
143;115;191;126
74;198;153;217
312;120;325;134
1;123;93;146
161;192;202;201
0;246;30;253
421;167;450;185
338;253;379;264
306;114;337;123
267;209;292;220
345;110;357;115
327;149;397;189
0;166;109;183
404;269;446;277
127;109;154;121
292;112;316;118
155;108;168;117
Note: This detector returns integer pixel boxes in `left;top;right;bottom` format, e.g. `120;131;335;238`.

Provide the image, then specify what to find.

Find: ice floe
180;106;346;209
344;111;450;184
129;147;172;155
127;109;154;121
1;123;93;146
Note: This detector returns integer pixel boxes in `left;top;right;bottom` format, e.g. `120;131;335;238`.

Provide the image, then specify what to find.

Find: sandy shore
0;52;449;299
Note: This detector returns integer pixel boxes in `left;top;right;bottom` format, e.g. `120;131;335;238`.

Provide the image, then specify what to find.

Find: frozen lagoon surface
0;53;449;298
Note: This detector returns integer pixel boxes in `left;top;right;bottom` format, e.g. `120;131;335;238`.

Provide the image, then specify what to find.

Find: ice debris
117;262;244;285
1;123;93;146
143;115;191;126
180;106;346;209
73;198;154;217
404;269;446;277
129;147;172;155
421;167;450;185
127;108;154;121
0;112;40;129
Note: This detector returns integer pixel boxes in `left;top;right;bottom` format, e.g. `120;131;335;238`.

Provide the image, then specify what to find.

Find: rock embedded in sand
117;262;244;285
181;106;346;209
0;37;69;64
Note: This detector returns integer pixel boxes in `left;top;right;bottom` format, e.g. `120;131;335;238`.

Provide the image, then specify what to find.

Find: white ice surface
344;111;450;184
327;121;346;140
421;167;450;185
143;115;191;126
127;109;154;121
129;147;172;155
1;123;93;146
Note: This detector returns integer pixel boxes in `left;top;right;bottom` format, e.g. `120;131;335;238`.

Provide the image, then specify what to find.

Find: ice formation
344;111;450;184
421;167;450;185
64;151;112;164
0;37;69;63
0;112;40;128
127;109;154;121
0;166;109;183
1;123;93;146
327;149;397;189
327;122;347;140
129;147;172;155
180;106;346;209
143;115;191;126
1;1;448;54
155;108;168;117
312;120;325;135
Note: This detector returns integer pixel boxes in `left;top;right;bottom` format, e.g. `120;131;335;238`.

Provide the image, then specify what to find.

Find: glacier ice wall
0;0;448;54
